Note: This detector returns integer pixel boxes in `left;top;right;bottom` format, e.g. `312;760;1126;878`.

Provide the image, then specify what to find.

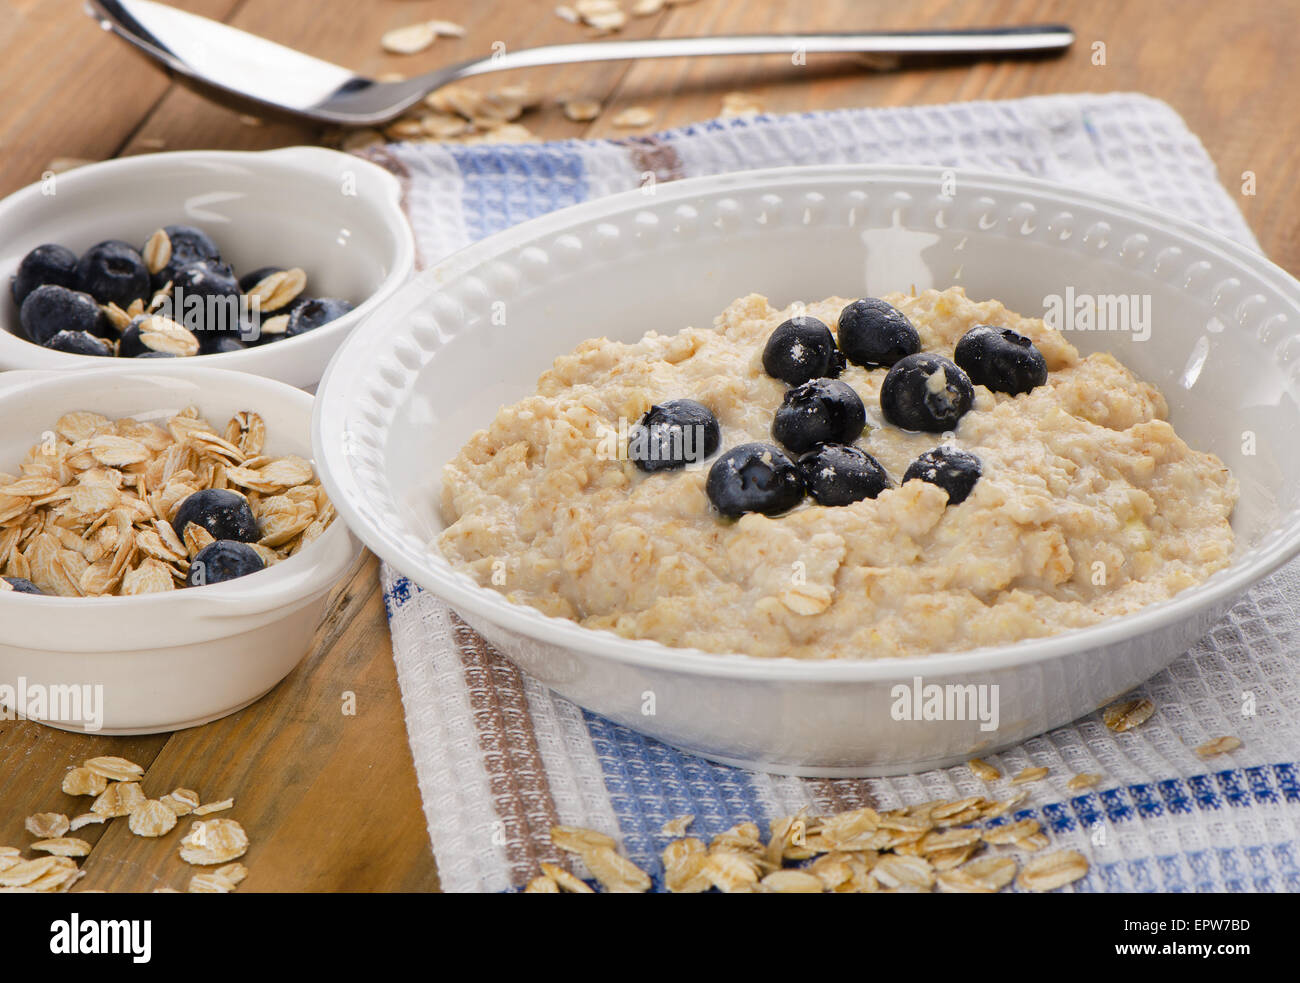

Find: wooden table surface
1;0;1295;893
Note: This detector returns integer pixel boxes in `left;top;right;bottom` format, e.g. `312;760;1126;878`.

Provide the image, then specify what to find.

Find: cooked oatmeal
437;287;1237;659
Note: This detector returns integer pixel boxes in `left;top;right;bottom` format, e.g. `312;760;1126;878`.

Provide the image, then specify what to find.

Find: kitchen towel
363;92;1300;893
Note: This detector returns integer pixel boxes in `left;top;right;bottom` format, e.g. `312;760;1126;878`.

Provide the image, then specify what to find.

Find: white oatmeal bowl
0;147;415;390
313;164;1300;776
0;366;360;735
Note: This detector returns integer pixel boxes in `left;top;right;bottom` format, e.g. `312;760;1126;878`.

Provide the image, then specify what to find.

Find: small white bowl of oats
0;366;360;735
0;147;415;390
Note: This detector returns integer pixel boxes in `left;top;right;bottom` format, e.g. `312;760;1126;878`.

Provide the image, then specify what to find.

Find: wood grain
1;0;1295;893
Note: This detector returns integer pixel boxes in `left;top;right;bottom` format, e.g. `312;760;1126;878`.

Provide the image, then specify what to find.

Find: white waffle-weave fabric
364;93;1300;893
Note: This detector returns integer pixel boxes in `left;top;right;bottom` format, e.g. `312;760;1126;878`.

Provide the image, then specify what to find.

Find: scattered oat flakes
562;98;602;122
31;837;91;857
193;798;234;816
760;868;824;893
612;106;655;128
91;782;146;818
660;814;694;837
187;863;246;893
62;767;109;797
720;91;764;118
982;818;1040;845
179;818;249;865
524;874;560;892
428;19;467;37
142;229;171;275
25;813;70;839
381;22;436;55
1195;736;1242;758
1016;848;1089;892
68;814;105;832
551;825;617;854
1010;766;1049;785
583;845;652;893
967;757;1000;781
129;800;178;837
1067;772;1102;791
632;0;664;13
1103;696;1156;732
539;861;594;893
84;755;144;782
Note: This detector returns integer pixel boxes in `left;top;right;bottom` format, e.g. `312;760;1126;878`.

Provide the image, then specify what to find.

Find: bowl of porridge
312;165;1300;775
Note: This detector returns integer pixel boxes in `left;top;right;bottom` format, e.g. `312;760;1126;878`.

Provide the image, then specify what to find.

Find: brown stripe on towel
803;778;879;815
624;137;686;185
450;613;565;886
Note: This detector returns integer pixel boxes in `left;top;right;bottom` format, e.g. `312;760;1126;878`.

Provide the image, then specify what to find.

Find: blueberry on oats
762;315;844;386
187;540;265;587
903;446;982;505
75;240;150;308
954;325;1048;396
797;443;891;506
771;378;866;453
629;399;721;472
43;330;113;356
285;297;354;337
880;353;974;433
19;284;107;345
11;243;79;306
706;442;805;517
172;488;259;544
837;298;920;368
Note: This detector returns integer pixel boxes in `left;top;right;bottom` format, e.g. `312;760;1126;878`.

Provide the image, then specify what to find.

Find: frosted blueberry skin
285;297;354;337
797;443;891;507
19;284;109;345
771;378;867;454
171;488;260;544
706;442;806;518
187;540;265;587
761;316;845;386
151;224;221;289
75;240;150;308
628;399;721;473
903;445;983;505
43;330;113;356
880;353;974;433
954;325;1048;396
837;298;920;368
11;243;79;306
2;577;42;594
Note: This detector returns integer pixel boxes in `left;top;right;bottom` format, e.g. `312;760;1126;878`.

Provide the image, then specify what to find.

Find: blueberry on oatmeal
954;325;1048;396
837;298;920;368
285;297;354;337
43;330;113;356
11;243;79;306
771;378;866;453
2;577;43;595
797;443;891;506
169;260;242;344
761;315;844;386
706;442;805;517
238;266;285;293
75;240;150;308
903;446;982;505
19;284;108;345
187;540;265;587
171;488;259;544
628;399;721;472
880;353;974;433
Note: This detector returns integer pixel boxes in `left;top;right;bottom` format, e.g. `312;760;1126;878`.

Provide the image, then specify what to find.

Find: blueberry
19;284;108;345
152;225;221;288
171;488;259;543
237;265;284;293
761;316;844;386
837;298;920;368
241;296;307;345
75;240;150;308
953;325;1048;396
628;399;720;472
3;576;42;595
797;443;891;506
44;330;114;356
285;298;353;337
771;378;866;454
11;244;79;306
187;540;265;587
903;446;983;505
705;442;805;517
204;336;248;354
119;314;197;358
880;353;974;433
168;260;242;341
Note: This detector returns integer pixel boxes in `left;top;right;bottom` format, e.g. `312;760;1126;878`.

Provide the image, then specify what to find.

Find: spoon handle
450;26;1074;80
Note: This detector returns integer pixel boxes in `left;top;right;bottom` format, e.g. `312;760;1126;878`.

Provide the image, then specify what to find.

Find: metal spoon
86;0;1073;127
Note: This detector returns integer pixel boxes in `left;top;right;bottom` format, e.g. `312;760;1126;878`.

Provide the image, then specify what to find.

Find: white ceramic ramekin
313;164;1300;776
0;366;360;734
0;147;415;390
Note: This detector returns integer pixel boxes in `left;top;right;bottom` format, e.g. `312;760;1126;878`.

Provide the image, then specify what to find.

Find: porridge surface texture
437;287;1237;659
